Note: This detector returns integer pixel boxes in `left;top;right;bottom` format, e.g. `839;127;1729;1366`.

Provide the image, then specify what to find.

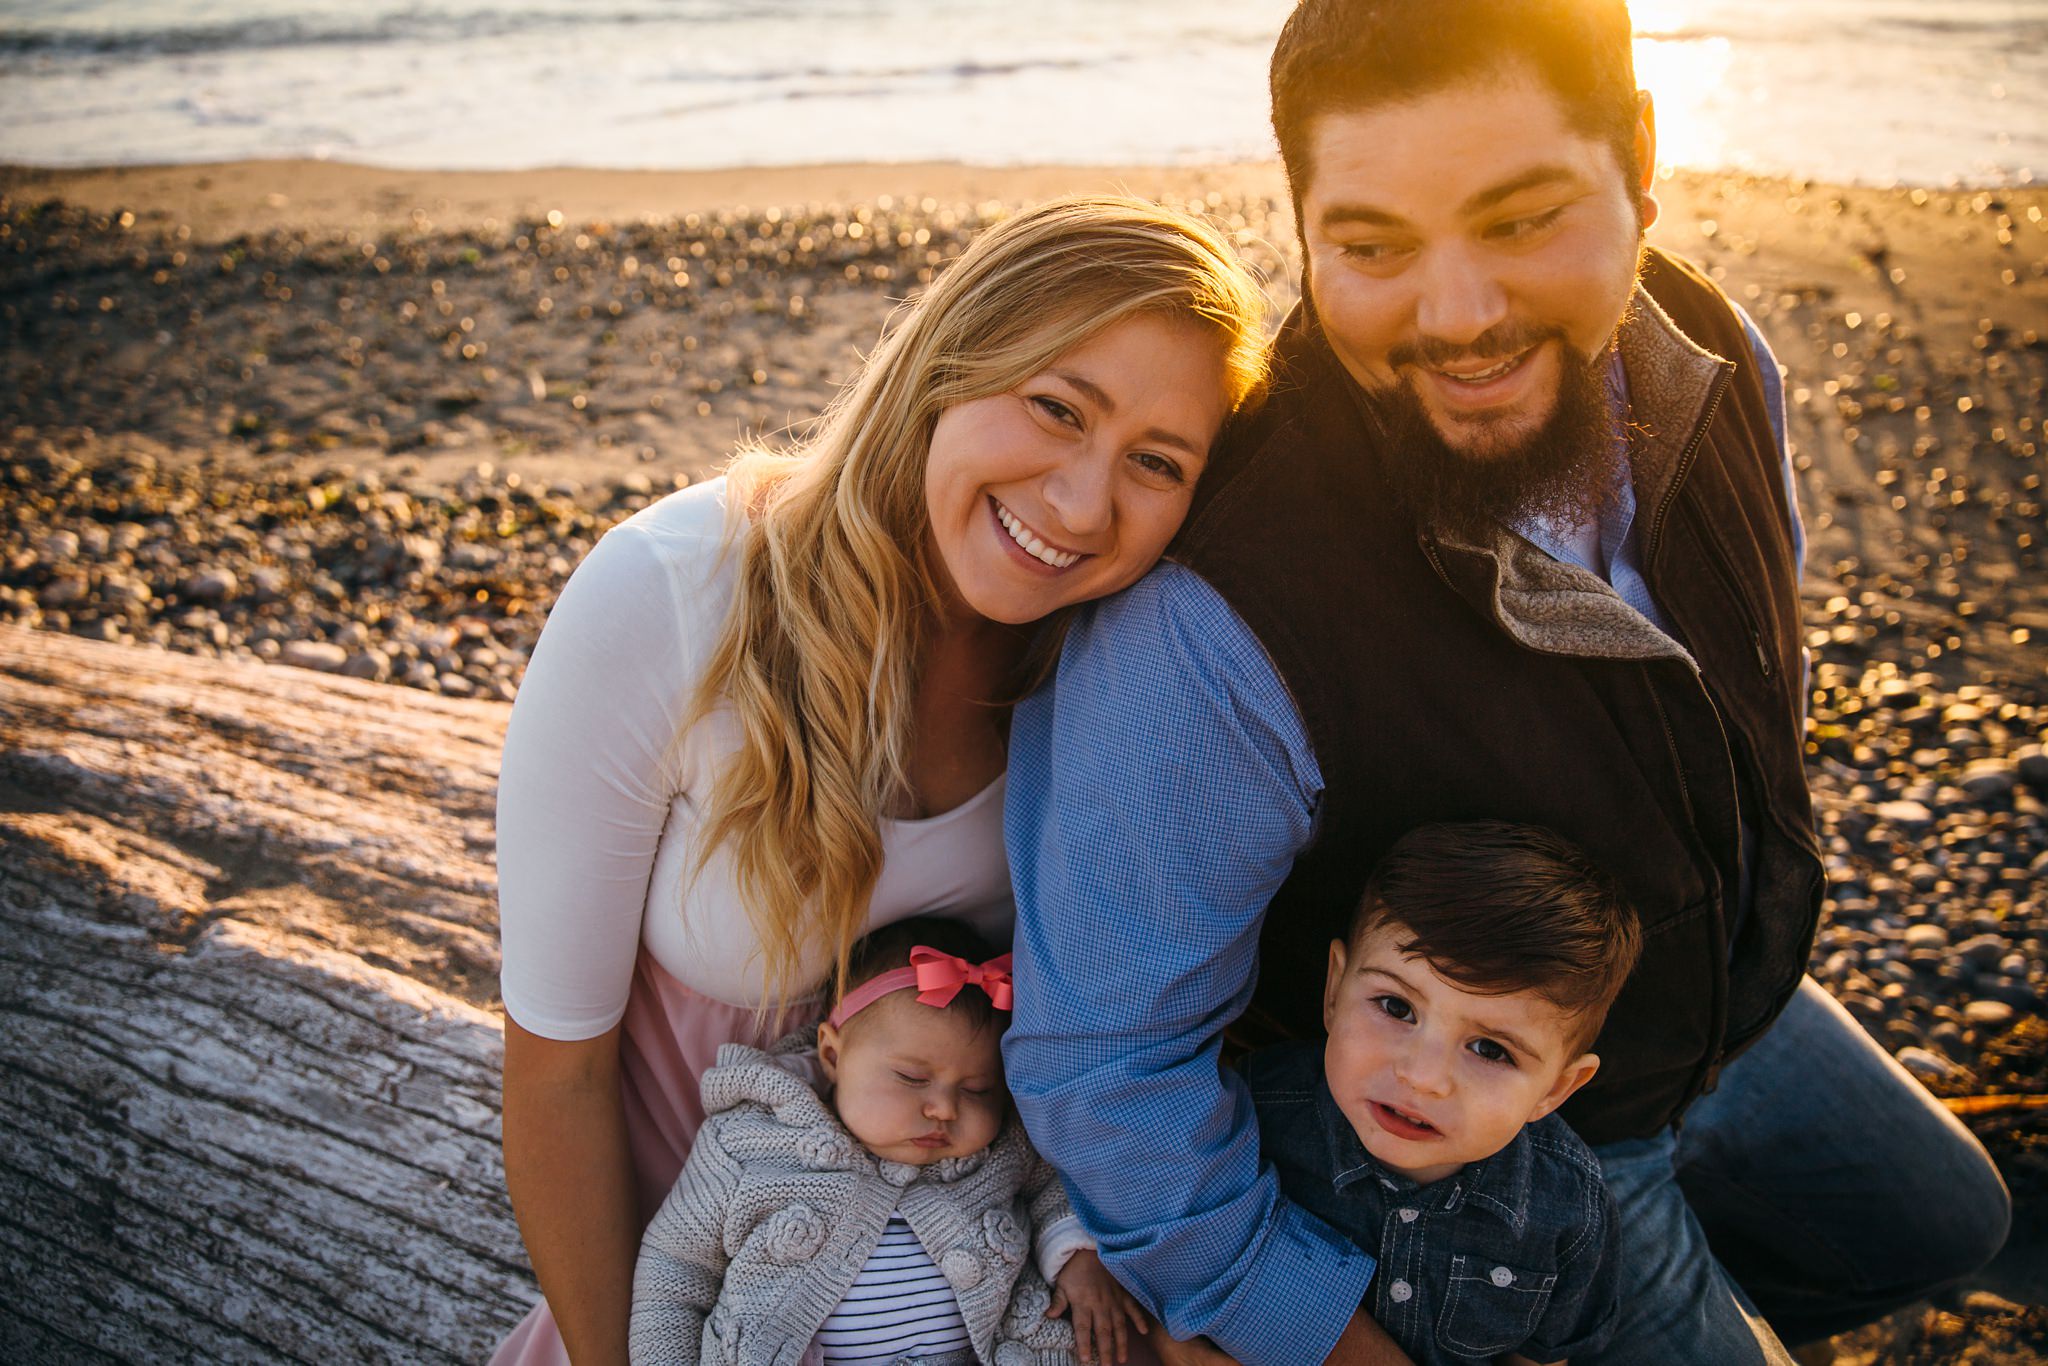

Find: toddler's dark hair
1351;821;1641;1054
840;916;1006;1034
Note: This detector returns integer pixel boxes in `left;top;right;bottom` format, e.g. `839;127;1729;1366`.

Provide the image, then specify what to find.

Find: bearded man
1002;2;2010;1363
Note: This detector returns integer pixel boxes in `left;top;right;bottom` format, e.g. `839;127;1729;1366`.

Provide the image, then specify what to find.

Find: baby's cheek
968;1098;1006;1145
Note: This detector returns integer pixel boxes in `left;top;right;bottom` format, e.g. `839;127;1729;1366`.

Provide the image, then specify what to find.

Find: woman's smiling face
923;311;1233;625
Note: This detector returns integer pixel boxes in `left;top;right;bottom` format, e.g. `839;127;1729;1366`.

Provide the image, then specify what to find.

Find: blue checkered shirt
1002;313;1797;1365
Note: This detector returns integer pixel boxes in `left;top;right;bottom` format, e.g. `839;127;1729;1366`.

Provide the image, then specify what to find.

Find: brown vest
1173;249;1825;1142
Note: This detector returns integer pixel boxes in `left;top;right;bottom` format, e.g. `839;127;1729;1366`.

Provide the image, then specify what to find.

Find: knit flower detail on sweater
760;1204;829;1263
984;1208;1027;1264
796;1128;858;1171
1005;1273;1054;1331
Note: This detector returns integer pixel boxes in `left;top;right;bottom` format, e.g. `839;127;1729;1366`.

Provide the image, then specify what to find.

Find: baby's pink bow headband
826;945;1015;1029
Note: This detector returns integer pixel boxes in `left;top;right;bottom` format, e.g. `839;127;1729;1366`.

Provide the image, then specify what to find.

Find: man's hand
1048;1248;1151;1364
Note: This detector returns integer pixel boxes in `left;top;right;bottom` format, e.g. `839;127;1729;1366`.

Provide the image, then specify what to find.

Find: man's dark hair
1270;0;1643;209
841;915;1005;1033
1350;821;1642;1053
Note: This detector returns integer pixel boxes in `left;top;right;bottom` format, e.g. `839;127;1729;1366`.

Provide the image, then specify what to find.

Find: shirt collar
1509;349;1635;574
1312;1071;1535;1233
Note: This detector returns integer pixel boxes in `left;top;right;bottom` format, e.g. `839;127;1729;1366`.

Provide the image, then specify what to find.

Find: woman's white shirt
496;478;1015;1039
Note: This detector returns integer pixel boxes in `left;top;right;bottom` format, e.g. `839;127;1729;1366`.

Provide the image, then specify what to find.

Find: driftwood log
0;623;537;1363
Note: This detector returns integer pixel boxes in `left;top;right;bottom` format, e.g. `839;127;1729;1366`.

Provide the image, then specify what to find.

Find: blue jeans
1582;978;2011;1363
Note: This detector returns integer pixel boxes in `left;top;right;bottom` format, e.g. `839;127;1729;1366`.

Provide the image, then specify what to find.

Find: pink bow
825;945;1017;1028
909;946;1015;1011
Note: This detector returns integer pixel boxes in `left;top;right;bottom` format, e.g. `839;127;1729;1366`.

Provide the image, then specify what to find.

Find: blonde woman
490;196;1268;1366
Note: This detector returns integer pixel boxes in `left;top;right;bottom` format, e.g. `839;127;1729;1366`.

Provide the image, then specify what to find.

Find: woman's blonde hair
690;194;1270;1008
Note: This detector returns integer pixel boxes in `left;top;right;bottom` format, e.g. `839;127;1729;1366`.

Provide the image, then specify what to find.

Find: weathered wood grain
0;624;537;1363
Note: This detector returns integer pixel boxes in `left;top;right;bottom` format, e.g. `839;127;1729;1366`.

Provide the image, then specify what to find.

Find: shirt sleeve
496;517;714;1039
1519;1173;1622;1362
1733;301;1805;574
1001;563;1377;1366
1734;302;1812;714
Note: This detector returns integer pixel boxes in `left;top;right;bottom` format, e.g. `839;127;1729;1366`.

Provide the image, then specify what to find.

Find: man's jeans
1582;978;2011;1363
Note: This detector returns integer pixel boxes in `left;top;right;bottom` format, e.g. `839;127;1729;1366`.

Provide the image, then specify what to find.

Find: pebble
280;640;348;672
250;567;289;601
101;576;152;609
1958;759;2016;803
2017;745;2048;793
39;574;88;607
1956;934;2008;969
1902;923;1950;950
342;647;391;682
1895;1046;1963;1081
1875;799;1935;829
184;568;239;602
1963;1000;2016;1029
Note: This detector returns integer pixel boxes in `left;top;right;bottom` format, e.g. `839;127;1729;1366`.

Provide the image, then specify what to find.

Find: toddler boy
1242;821;1643;1366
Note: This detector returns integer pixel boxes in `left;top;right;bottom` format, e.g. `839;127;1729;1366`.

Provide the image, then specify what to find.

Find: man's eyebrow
1047;369;1205;458
1318;203;1406;230
1460;165;1580;214
1318;166;1583;229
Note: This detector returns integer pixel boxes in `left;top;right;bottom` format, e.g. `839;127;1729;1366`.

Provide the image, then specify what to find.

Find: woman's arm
495;508;729;1357
502;1019;639;1366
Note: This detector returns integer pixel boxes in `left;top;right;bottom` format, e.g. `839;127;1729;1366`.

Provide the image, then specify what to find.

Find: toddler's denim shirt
1243;1041;1620;1365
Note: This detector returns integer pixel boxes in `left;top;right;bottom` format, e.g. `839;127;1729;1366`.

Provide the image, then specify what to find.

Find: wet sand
1;157;2046;1360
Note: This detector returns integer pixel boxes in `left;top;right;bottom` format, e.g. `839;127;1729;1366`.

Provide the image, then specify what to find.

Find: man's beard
1362;327;1623;543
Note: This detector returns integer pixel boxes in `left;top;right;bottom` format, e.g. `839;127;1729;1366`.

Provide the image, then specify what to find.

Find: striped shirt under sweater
814;1215;973;1364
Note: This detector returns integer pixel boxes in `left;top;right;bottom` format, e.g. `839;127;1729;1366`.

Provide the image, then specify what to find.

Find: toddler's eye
1468;1038;1516;1066
1373;994;1414;1023
894;1071;928;1086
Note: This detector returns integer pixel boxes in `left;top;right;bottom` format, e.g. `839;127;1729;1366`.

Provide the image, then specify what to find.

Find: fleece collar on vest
1422;279;1735;668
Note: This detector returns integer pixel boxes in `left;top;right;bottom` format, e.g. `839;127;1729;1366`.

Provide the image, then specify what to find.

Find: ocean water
0;0;2042;186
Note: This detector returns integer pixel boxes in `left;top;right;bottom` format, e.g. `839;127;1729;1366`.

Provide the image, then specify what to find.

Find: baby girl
630;918;1145;1365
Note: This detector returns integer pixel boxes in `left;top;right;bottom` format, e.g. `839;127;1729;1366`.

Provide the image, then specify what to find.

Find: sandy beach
2;156;2047;1360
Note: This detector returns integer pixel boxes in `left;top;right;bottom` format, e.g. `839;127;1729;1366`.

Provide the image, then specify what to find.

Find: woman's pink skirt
489;951;809;1366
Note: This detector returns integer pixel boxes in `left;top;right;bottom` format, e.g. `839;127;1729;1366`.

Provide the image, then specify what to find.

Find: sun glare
1633;31;1735;177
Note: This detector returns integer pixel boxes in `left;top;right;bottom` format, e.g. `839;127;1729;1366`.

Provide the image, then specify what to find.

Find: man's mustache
1387;322;1571;371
